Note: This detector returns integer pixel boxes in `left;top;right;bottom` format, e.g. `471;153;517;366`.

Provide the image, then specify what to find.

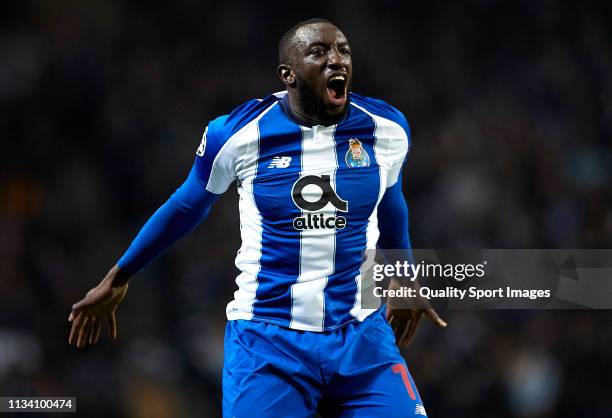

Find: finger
109;311;117;340
393;317;409;342
71;300;87;313
88;317;98;345
399;310;422;345
398;318;413;345
69;297;89;321
425;308;447;328
68;312;83;345
401;315;423;347
76;316;90;349
92;319;103;345
391;317;402;337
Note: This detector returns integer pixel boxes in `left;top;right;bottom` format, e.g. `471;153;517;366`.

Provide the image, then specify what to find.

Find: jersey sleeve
378;172;412;251
193;116;237;194
385;110;411;188
117;165;220;275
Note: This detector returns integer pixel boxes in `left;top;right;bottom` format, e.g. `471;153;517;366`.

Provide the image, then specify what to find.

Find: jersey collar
278;93;351;128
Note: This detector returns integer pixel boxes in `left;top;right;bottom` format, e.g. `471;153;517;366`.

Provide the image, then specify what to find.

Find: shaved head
278;18;334;65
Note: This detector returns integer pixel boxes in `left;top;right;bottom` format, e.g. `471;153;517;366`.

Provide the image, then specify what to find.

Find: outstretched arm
378;173;446;348
117;166;220;275
68;165;219;348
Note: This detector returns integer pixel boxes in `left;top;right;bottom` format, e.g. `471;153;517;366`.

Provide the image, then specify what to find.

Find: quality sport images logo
291;175;348;230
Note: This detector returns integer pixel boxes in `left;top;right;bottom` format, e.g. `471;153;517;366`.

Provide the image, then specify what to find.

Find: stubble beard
296;76;326;120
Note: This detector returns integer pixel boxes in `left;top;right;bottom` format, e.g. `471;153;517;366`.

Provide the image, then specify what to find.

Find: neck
286;90;346;126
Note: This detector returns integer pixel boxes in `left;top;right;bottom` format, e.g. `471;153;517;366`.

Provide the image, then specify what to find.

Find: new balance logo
268;156;292;168
415;404;427;416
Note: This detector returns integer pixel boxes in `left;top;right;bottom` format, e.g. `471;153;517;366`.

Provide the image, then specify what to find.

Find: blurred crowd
1;0;610;417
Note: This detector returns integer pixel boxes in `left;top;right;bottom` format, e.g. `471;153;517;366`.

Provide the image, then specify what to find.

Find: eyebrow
306;40;350;49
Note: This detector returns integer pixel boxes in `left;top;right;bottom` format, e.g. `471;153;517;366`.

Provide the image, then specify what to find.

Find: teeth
329;75;346;82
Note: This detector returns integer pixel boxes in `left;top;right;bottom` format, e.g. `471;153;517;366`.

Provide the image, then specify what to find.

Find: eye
340;47;351;56
310;47;326;56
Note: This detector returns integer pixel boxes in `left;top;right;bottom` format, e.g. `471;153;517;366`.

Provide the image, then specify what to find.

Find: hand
68;265;129;349
385;278;447;348
386;305;446;348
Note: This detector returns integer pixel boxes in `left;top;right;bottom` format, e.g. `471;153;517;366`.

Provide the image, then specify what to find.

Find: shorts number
392;363;416;400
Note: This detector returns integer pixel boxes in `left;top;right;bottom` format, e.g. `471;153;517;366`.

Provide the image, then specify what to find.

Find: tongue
327;87;345;106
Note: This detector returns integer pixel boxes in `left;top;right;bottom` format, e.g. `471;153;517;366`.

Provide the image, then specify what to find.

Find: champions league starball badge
345;138;370;168
196;127;207;157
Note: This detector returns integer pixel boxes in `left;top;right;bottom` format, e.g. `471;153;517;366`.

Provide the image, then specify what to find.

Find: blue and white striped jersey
194;91;410;332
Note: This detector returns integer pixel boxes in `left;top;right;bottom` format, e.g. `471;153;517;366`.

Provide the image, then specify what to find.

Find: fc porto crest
345;138;370;168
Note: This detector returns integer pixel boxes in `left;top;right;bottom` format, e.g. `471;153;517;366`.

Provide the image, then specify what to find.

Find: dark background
1;0;611;417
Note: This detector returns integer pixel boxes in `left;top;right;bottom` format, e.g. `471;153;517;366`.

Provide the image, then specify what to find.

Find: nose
327;47;348;70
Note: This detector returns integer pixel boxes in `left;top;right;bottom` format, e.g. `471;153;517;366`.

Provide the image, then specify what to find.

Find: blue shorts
222;308;427;417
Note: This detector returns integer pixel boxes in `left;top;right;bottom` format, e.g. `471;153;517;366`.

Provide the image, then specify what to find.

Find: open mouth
326;74;348;106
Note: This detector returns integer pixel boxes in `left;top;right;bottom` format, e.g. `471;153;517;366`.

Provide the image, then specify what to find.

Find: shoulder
193;93;282;192
206;93;282;147
349;92;411;143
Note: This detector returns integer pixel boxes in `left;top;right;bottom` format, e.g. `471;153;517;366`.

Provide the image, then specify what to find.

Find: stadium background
1;0;611;417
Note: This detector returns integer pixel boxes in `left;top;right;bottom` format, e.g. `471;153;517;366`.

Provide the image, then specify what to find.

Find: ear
277;64;296;88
